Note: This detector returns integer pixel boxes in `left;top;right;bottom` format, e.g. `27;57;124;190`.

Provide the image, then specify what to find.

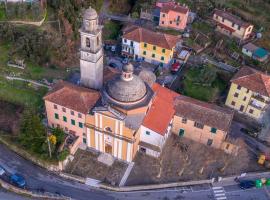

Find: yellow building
225;66;270;119
84;64;156;162
122;26;180;66
172;95;234;149
213;9;253;40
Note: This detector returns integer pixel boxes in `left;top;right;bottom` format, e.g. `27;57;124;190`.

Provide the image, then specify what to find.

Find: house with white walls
139;83;179;157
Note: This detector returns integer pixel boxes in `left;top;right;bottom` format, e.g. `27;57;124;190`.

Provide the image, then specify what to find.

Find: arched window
86;37;90;48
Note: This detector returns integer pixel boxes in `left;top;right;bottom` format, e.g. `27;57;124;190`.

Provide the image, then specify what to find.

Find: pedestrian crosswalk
212;186;227;200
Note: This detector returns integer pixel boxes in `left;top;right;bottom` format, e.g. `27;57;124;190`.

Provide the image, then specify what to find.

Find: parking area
64;148;128;186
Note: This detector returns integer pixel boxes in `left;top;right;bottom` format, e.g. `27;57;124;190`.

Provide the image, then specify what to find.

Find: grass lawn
0;77;47;108
183;67;226;102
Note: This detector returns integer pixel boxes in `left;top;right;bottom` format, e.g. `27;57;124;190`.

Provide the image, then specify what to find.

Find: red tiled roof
214;9;251;28
123;26;180;50
174;95;234;132
43;81;100;114
160;4;189;14
142;83;179;135
231;66;270;97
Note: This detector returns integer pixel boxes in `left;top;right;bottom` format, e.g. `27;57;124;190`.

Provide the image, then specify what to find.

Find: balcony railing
251;94;270;104
249;100;264;110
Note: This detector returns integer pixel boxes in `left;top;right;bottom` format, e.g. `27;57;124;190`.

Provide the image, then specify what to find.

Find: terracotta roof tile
231;66;270;97
44;81;100;114
123;26;180;50
142;83;179;135
214;9;251;28
174;96;234;132
160;4;189;14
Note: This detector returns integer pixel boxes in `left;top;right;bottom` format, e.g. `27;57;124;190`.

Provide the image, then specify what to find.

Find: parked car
240;128;259;138
0;165;5;176
10;173;26;188
239;180;255;189
109;62;118;68
111;45;116;52
122;58;129;64
171;62;182;74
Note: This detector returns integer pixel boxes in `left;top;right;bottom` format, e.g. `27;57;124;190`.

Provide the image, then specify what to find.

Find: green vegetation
0;77;47;108
18;109;69;161
192;21;213;34
103;20;122;40
183;66;226;102
19;108;47;154
0;1;45;21
109;0;132;14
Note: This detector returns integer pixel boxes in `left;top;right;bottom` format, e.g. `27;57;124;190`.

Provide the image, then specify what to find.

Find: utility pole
47;133;52;158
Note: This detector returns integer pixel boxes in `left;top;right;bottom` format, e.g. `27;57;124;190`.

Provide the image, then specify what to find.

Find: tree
52;127;65;146
19;108;46;154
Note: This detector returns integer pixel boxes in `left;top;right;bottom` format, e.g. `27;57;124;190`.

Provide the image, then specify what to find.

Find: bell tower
79;7;103;90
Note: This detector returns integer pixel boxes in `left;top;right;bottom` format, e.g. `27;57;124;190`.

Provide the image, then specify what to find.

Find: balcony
249;100;264;110
251;94;270;104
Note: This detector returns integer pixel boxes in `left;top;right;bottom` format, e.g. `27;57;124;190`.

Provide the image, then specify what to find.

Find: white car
0;165;5;176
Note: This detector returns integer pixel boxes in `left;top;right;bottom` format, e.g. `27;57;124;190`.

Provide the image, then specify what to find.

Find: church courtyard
64;148;128;186
126;134;264;186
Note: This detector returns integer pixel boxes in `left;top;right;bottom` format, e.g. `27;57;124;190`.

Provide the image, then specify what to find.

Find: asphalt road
0;143;269;200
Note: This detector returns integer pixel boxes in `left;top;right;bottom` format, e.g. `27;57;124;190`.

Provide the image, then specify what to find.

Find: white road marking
212;186;226;200
216;197;227;200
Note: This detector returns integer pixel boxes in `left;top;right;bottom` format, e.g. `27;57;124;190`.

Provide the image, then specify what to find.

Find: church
44;7;177;162
44;7;236;163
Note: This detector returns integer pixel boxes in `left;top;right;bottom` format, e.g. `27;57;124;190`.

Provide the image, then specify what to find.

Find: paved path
1;143;270;200
5;76;51;89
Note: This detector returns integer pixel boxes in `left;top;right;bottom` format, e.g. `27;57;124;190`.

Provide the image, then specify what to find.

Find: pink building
156;0;175;8
43;81;100;151
159;4;189;31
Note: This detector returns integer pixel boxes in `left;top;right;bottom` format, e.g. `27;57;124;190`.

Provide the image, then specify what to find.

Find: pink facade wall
45;100;86;141
159;10;188;31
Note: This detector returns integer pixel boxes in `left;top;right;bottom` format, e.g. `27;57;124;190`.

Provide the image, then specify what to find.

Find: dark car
10;173;26;188
109;62;118;68
239;180;255;189
240;128;259;138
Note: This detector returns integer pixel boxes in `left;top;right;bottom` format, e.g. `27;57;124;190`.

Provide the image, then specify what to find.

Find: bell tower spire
79;7;103;90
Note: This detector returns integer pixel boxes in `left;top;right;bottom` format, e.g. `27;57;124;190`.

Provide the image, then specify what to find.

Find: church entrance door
105;143;112;154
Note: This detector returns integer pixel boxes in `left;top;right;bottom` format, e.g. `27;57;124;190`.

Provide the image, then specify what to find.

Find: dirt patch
0;101;23;133
126;134;265;186
65;149;128;186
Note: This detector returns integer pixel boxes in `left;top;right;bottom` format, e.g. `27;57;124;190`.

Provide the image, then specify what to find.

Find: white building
121;37;140;60
79;7;103;90
139;83;178;157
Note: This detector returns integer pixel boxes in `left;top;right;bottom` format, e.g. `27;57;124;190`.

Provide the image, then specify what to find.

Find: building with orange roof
225;66;270;119
139;83;179;157
43;81;100;154
213;9;253;40
122;26;181;66
159;3;189;31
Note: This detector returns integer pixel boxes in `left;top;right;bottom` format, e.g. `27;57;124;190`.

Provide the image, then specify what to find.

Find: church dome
105;63;147;103
83;7;98;20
